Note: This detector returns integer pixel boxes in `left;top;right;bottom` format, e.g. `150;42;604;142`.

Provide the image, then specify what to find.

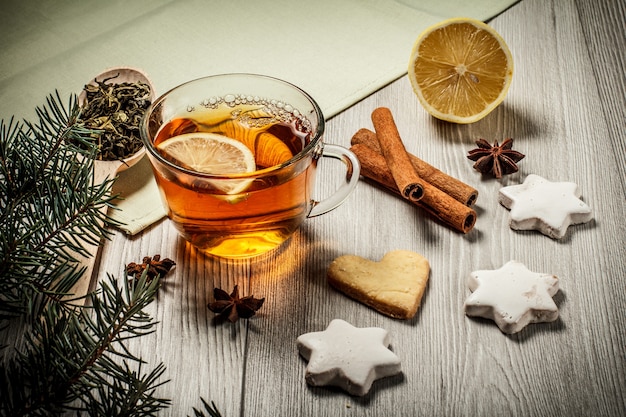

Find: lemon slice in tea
157;132;256;194
408;17;513;124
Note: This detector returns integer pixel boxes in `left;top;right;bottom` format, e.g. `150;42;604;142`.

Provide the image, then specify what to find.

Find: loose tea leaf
79;73;151;161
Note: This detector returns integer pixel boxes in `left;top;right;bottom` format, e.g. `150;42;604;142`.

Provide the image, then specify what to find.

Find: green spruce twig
190;398;223;417
0;93;170;416
0;92;115;318
0;91;223;417
0;272;170;416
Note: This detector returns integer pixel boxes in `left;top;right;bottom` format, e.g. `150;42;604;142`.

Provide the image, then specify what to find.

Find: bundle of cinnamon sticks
350;107;478;233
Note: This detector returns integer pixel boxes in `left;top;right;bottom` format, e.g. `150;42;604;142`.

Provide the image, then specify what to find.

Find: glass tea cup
140;73;360;259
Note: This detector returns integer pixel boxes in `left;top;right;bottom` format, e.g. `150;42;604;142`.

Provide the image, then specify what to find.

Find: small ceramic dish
79;66;155;183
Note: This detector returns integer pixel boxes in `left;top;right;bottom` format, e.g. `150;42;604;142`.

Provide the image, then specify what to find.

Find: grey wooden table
94;0;626;415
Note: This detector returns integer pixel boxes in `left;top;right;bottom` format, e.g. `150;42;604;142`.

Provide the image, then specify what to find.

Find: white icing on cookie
296;319;401;396
499;174;593;239
464;260;559;334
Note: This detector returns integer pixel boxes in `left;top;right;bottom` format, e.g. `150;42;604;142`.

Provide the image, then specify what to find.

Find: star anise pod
126;254;176;282
467;138;525;179
208;285;265;323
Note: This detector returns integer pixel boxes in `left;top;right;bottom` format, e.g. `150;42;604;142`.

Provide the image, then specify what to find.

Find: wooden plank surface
95;0;626;415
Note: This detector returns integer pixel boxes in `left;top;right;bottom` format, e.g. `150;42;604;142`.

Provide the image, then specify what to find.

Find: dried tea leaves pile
79;74;152;161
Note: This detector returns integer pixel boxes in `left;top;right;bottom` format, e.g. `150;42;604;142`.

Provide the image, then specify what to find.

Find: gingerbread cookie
327;250;430;319
499;174;593;239
464;260;559;334
296;319;401;396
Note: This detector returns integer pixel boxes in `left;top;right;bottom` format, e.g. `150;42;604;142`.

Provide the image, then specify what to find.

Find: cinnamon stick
371;107;425;202
351;128;478;206
351;143;477;233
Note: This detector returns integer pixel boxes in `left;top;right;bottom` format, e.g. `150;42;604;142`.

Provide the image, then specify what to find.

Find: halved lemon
408;17;513;124
157;132;255;194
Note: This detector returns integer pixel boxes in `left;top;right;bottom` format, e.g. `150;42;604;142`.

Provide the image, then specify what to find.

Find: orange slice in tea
252;132;294;168
218;119;294;168
408;17;513;124
157;132;256;194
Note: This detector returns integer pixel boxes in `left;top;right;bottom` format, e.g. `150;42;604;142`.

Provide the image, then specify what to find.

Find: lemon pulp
408;17;513;124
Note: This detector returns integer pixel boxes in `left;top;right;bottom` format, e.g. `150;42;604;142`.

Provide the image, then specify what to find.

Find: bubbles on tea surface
201;97;219;107
224;94;237;105
197;93;313;135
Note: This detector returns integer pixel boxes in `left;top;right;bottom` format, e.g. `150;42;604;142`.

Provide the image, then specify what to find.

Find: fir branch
0;273;170;416
0;91;223;417
0;116;21;192
0;92;114;317
189;399;224;417
0;92;172;416
28;91;97;174
80;361;169;416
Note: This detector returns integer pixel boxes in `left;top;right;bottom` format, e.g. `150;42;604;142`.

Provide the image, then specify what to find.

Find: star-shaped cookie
464;260;559;334
499;174;593;239
296;319;401;396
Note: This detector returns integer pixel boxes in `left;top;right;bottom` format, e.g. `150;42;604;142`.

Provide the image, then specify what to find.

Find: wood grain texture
94;0;626;415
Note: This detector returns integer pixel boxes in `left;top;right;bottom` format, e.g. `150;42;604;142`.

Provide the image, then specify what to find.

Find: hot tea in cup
141;74;359;258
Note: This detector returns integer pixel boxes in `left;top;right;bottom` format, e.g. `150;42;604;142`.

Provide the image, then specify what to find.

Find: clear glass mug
140;73;360;258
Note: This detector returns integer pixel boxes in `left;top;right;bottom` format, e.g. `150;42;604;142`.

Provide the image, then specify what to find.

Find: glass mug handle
308;144;361;218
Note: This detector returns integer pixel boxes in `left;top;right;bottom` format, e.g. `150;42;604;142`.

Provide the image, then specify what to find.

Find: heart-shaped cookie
327;250;430;319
